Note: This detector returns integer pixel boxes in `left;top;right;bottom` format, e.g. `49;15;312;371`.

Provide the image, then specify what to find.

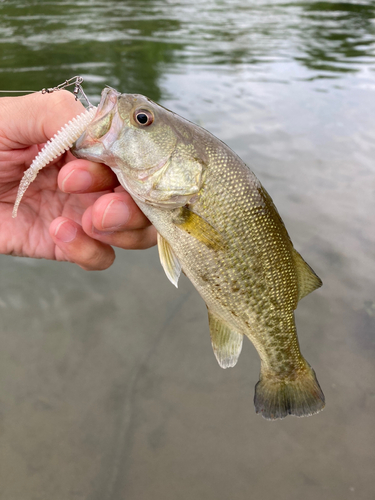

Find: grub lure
12;77;97;218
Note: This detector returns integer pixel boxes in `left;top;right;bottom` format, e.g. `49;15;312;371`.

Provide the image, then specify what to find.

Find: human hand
0;90;156;270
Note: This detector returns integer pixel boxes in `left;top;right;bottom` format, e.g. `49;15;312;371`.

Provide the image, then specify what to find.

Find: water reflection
1;0;374;98
0;0;183;100
297;1;375;76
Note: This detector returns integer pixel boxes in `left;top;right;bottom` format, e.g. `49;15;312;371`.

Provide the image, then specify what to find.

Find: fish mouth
96;87;121;116
71;88;122;164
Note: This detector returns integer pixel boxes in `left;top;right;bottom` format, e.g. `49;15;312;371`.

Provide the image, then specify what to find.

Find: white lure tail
12;106;97;218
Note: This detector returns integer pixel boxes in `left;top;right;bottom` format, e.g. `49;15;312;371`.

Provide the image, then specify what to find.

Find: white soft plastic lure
12;106;97;218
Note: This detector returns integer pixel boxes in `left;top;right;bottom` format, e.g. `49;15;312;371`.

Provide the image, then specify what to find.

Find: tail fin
254;363;325;420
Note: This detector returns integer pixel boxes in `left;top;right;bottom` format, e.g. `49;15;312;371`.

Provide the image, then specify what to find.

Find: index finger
0;90;85;148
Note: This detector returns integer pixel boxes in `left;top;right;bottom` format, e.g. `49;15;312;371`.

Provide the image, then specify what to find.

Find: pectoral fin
292;249;322;302
174;207;224;250
208;309;243;368
157;233;182;288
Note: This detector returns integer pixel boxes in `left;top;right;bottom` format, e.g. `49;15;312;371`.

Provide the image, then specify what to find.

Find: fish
71;87;325;420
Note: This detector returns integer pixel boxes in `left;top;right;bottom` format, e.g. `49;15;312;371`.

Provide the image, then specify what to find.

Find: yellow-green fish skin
72;89;325;420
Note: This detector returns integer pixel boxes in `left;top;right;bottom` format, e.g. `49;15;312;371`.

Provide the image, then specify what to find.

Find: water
0;1;374;499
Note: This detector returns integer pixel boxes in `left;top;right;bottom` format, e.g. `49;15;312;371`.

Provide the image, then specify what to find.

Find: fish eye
134;109;154;126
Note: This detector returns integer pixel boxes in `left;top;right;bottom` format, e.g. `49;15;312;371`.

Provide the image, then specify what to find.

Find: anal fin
157;233;181;288
208;309;243;369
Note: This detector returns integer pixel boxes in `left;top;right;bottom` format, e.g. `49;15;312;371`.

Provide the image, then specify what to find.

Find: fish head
72;88;206;207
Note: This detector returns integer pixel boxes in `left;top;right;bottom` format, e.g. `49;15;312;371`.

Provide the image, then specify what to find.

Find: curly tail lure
11;76;97;218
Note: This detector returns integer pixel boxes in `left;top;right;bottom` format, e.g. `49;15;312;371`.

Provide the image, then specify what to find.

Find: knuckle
121;228;156;250
80;245;115;271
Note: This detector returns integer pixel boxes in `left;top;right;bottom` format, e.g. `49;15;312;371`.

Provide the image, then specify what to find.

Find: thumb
0;90;86;148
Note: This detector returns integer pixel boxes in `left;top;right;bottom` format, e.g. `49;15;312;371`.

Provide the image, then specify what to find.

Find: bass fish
72;88;325;420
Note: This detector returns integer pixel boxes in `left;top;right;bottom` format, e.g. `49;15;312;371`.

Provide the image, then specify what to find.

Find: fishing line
0;90;37;94
0;76;93;108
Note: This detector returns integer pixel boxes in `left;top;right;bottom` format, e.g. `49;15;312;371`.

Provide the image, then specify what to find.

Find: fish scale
189;145;298;359
71;88;325;420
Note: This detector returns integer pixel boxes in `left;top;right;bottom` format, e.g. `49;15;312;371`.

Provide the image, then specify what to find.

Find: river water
0;1;374;499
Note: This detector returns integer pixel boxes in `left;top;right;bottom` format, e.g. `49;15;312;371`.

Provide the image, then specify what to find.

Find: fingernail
55;220;77;242
91;225;115;236
102;199;130;230
62;169;92;193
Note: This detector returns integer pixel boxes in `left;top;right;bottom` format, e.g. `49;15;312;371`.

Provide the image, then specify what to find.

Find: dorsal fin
292;248;322;302
208;309;243;368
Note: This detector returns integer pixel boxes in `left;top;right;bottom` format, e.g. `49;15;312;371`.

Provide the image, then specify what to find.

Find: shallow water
0;1;375;499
